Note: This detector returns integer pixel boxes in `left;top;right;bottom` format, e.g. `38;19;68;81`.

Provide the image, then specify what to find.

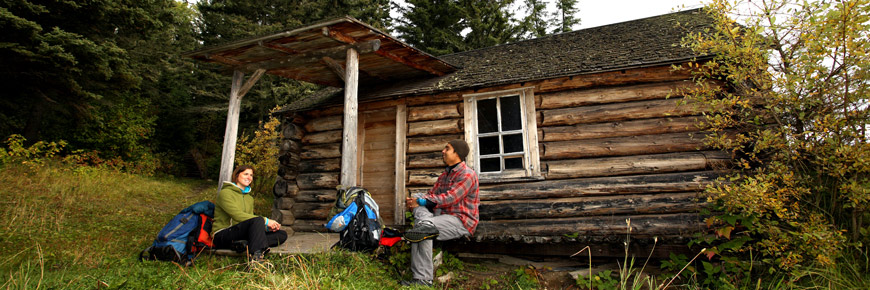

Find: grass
0;161;540;289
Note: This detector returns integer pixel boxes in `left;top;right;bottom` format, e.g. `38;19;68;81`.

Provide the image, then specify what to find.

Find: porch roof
183;16;457;88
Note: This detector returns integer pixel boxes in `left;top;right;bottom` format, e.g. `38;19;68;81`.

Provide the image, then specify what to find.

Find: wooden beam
206;54;244;66
395;103;408;225
321;57;346;82
240;39;380;72
374;50;446;76
218;70;245;187
322;27;358;44
258;40;300;55
237;69;265;98
340;47;360;187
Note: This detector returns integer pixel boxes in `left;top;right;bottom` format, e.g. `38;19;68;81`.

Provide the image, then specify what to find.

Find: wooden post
218;70;245;186
218;69;265;189
340;48;359;187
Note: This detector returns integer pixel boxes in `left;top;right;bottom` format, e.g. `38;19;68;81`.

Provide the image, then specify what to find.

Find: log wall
398;65;728;243
276;64;729;243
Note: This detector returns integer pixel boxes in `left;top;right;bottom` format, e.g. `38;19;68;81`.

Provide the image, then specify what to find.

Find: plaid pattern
423;162;480;234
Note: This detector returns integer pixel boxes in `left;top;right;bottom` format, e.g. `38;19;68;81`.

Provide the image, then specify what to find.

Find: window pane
501;95;522;131
479;136;499;155
503;134;524;153
480;157;500;172
477;98;498;133
504;156;523;169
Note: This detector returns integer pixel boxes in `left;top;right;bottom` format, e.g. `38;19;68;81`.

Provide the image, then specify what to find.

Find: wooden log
279;153;301;167
301;143;341;159
407;186;431;197
537;64;694;92
300;158;341;172
275;197;296;210
537;80;704;109
340;47;360;188
407;119;463;136
539;116;706;142
544;151;721;179
539;98;703;127
305;115;343;132
276;209;296;225
408;152;444;169
282;123;304;140
407;168;443;186
407;103;462;122
277;164;300;180
297;172;339;190
541;132;710;160
292;219;329;233
279;140;302;156
478;171;721;200
406;92;463;107
291;202;333;220
408;134;462;153
479;192;703;219
273;178;288;197
475;213;705;238
302;130;342;144
295;190;337;203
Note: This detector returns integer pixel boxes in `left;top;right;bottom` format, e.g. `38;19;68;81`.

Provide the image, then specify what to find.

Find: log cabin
186;8;729;257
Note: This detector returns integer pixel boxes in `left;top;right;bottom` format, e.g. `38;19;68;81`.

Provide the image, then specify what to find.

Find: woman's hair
231;165;255;183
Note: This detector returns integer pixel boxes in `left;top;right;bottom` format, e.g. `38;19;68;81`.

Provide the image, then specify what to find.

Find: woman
212;165;287;261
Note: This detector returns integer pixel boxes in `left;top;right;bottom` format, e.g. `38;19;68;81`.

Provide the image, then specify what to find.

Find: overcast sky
575;0;708;29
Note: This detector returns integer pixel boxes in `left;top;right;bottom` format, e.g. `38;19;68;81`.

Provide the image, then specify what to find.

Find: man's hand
406;197;419;209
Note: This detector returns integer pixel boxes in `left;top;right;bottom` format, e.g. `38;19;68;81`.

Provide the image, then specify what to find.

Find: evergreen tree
461;0;522;50
0;0;198;170
519;0;552;38
553;0;580;33
393;0;467;55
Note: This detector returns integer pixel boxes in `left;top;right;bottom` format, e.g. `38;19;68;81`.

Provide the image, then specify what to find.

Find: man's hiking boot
404;220;439;242
399;279;433;287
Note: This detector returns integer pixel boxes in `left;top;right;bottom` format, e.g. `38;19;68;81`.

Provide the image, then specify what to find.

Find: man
401;139;480;287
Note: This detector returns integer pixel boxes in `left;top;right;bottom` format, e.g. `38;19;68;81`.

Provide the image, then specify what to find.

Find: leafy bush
681;0;870;273
0;134;66;167
234;108;281;195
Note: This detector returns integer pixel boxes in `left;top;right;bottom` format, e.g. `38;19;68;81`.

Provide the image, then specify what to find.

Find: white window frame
463;87;541;182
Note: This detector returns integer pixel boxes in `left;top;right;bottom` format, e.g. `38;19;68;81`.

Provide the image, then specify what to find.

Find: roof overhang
183;16;457;87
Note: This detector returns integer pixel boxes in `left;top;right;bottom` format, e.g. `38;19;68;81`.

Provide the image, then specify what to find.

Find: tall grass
0;162;453;289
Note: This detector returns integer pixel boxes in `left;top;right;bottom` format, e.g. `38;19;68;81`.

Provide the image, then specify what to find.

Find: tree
393;0;467;55
684;0;870;272
519;0;551;38
553;0;580;33
0;0;199;172
461;0;523;50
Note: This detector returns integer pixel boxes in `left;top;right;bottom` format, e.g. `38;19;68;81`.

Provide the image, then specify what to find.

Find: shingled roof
282;8;713;112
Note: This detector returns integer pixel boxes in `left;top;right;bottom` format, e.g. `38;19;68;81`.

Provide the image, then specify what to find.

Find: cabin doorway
358;107;401;226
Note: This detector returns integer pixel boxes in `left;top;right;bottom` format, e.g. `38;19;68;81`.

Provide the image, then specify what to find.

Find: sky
574;0;708;29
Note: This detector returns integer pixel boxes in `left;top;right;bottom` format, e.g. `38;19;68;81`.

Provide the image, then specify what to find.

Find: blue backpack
140;201;215;265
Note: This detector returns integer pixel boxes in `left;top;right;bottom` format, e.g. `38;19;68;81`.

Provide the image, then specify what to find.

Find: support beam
240;40;379;72
218;70;263;189
321;57;346;82
340;48;360;187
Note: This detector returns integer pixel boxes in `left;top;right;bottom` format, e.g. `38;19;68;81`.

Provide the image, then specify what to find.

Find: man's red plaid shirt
423;161;480;234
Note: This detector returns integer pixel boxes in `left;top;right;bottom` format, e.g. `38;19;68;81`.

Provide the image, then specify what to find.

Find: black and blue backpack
140;201;215;266
326;187;383;252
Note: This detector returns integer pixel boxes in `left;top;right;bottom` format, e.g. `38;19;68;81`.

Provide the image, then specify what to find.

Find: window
463;87;541;181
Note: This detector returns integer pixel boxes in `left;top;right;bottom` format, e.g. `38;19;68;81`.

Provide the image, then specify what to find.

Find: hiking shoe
404;221;439;242
399;279;433;287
